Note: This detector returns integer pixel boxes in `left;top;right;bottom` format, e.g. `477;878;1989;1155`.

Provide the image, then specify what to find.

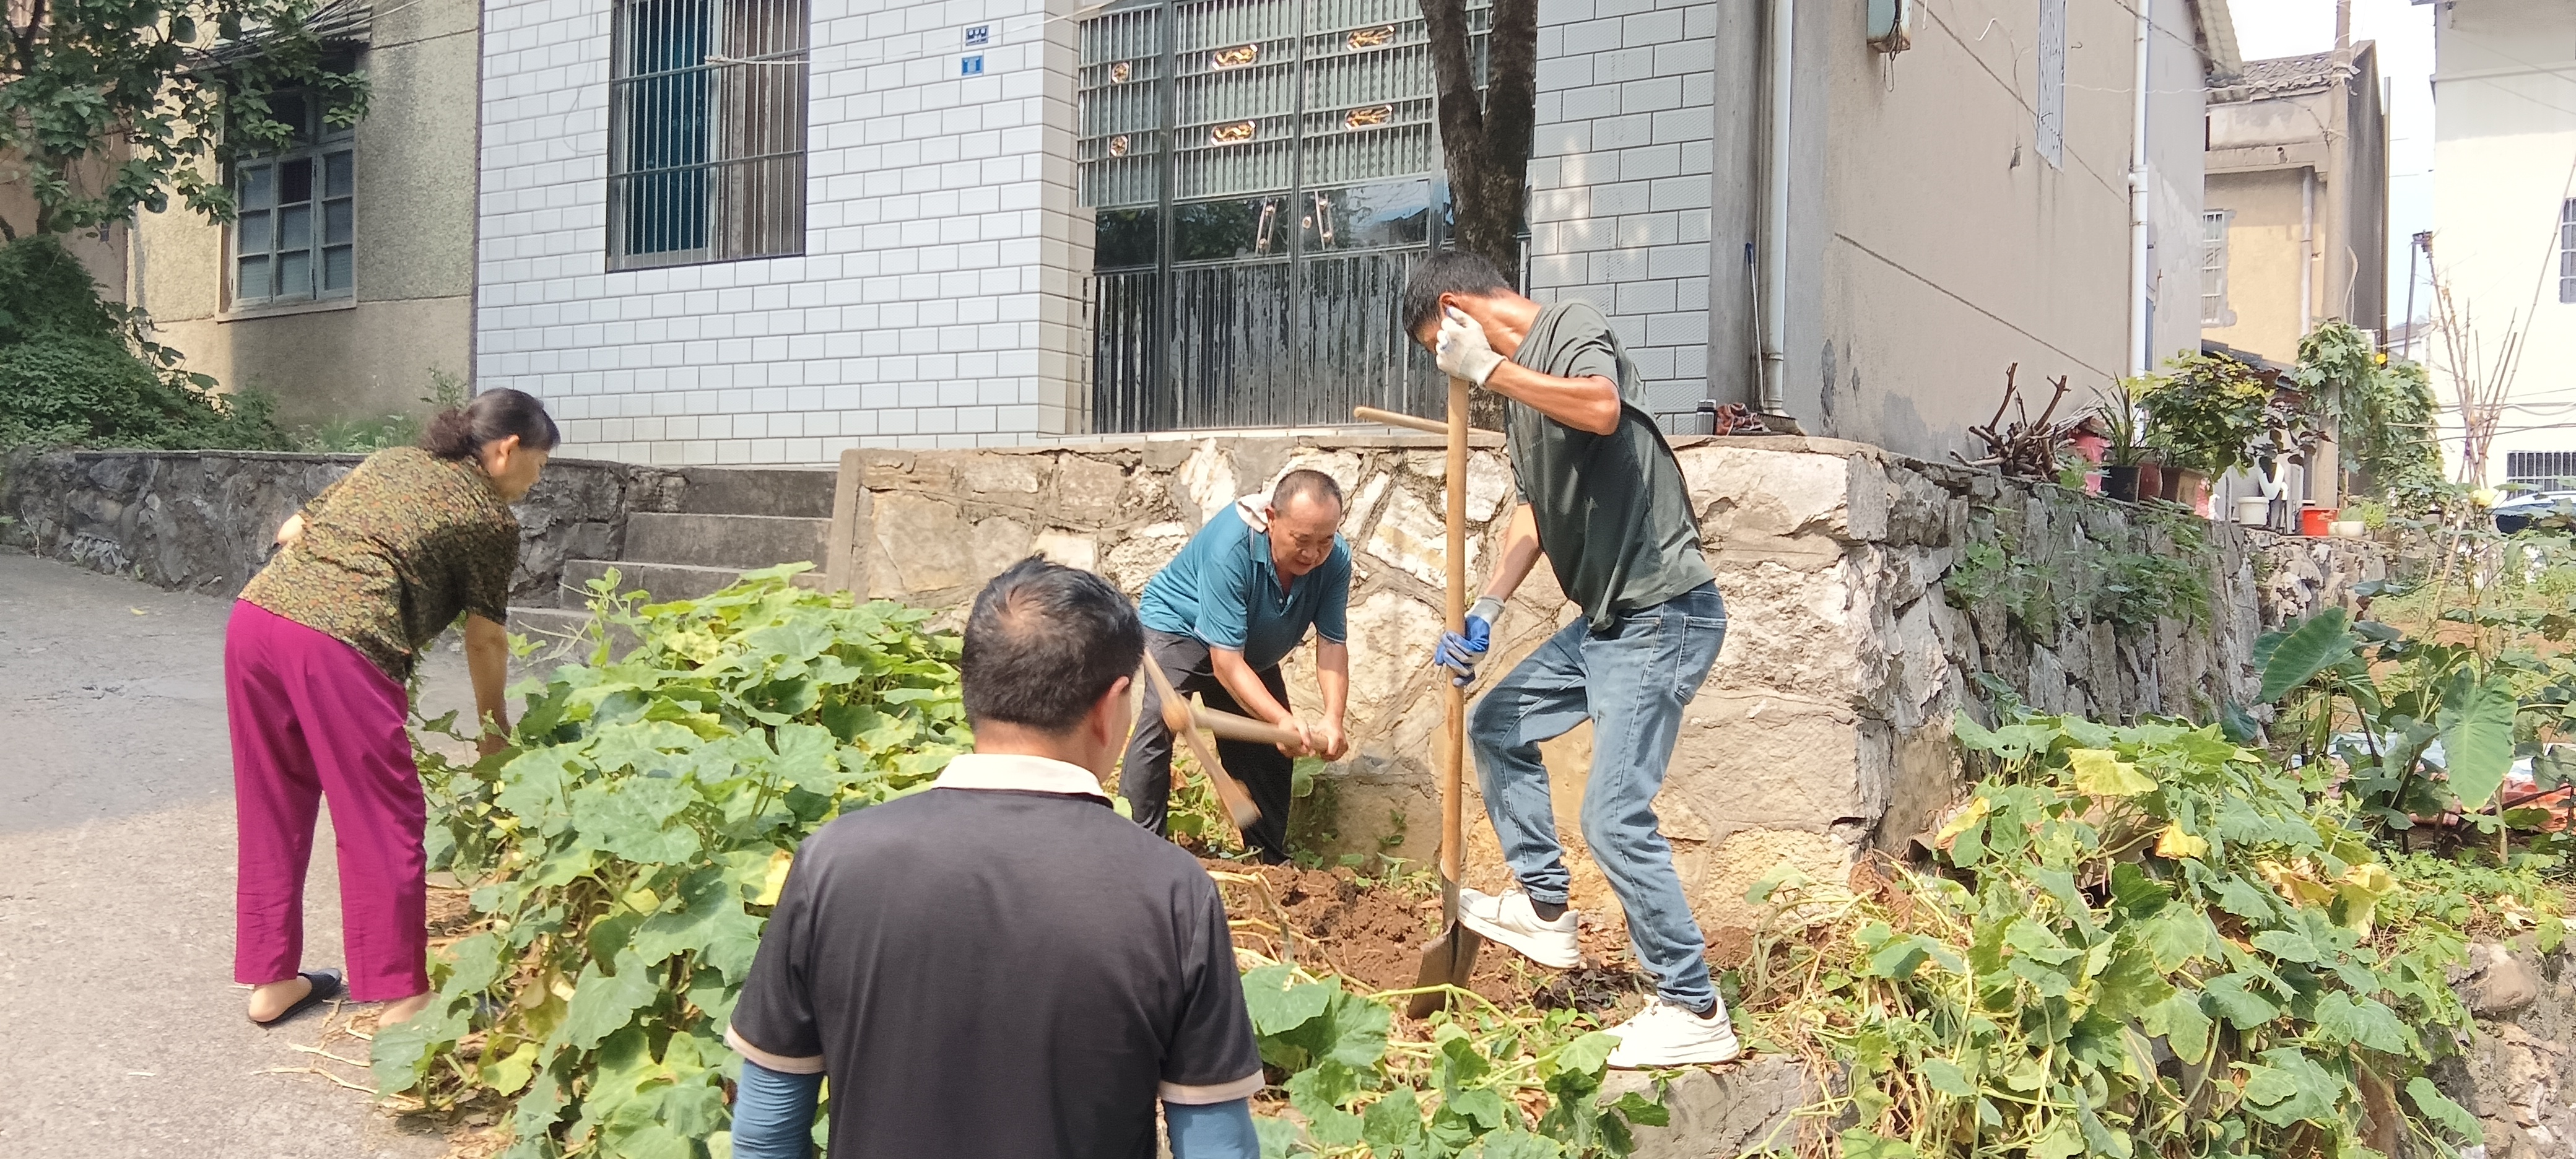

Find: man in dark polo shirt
1123;468;1355;862
722;557;1263;1159
1401;251;1741;1070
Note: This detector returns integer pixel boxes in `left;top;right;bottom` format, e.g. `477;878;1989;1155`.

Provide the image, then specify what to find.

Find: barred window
608;0;809;269
2201;210;2235;326
232;93;355;308
2507;451;2576;487
2559;198;2574;305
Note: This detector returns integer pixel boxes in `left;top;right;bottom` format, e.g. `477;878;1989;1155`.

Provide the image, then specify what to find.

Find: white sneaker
1604;999;1743;1069
1456;887;1582;969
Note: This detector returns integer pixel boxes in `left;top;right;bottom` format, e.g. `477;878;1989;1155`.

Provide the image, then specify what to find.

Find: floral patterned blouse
241;446;521;684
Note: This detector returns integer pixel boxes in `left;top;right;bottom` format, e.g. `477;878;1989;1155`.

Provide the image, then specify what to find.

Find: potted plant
2096;385;2153;502
2135;353;2271;516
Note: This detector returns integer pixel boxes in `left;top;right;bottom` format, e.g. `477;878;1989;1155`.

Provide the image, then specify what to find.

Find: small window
2507;451;2576;487
609;0;810;269
2560;198;2574;305
2201;210;2234;326
231;93;355;308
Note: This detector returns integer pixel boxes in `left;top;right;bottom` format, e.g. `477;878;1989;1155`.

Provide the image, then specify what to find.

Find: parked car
2492;490;2576;534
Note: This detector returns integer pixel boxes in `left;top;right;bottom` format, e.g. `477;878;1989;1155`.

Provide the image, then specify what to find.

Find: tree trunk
1421;0;1537;431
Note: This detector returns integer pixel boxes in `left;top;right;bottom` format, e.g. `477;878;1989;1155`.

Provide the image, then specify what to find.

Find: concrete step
559;558;829;609
620;511;829;571
671;466;838;519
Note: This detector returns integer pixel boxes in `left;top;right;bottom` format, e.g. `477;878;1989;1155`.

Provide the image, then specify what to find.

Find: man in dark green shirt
1402;251;1738;1070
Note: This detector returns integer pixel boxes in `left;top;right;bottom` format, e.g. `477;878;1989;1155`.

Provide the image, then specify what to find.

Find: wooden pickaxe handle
1139;650;1264;835
1352;406;1499;438
1187;698;1307;749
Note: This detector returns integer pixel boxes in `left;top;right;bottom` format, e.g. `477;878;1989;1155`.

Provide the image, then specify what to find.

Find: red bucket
2299;507;2334;537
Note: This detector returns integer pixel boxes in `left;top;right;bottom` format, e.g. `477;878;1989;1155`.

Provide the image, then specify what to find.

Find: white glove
1435;306;1506;387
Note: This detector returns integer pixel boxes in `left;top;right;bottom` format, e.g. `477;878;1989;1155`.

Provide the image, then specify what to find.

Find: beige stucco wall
2204;167;2313;363
2430;0;2576;485
133;0;480;426
1794;0;2169;456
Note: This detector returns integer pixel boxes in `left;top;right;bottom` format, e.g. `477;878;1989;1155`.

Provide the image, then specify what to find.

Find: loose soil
1204;858;1671;1023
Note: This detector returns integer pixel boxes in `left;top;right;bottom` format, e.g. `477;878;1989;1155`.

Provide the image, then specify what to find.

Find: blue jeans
1467;583;1725;1011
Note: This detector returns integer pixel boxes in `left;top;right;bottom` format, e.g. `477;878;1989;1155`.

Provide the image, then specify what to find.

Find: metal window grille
609;0;809;269
2507;452;2576;487
1077;0;1483;433
2035;0;2065;168
2200;210;2233;326
232;93;356;307
2560;198;2574;306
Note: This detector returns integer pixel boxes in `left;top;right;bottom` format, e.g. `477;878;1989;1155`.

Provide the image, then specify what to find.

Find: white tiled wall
475;0;1089;463
1525;0;1716;416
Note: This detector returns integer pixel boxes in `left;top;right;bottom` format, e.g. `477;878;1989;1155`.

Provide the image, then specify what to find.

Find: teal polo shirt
1138;505;1351;671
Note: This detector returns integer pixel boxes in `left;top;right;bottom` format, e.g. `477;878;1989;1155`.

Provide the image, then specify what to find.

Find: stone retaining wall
824;433;2383;934
0;447;646;606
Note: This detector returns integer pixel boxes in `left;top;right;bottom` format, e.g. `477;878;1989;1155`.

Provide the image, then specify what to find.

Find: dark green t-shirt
1505;301;1712;631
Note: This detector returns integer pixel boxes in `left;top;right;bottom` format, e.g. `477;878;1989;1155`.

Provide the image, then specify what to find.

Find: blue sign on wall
960;54;985;76
965;24;990;45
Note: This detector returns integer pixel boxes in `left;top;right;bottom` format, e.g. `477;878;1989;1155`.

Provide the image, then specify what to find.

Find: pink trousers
227;600;430;1002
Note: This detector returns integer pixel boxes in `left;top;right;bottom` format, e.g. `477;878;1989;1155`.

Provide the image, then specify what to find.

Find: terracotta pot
2174;470;2211;515
2134;462;2164;503
2156;463;2182;501
2104;465;2143;503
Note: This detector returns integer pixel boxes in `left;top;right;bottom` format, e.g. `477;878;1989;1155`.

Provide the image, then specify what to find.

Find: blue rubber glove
1434;597;1505;687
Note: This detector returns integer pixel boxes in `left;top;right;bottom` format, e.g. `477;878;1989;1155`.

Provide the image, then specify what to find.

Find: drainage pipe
1758;0;1795;415
2126;0;2151;378
2299;167;2315;337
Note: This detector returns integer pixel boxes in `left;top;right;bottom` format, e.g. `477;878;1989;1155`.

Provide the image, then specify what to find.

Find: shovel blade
1404;923;1484;1019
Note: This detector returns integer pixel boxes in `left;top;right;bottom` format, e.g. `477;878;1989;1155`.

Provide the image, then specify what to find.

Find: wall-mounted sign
960;54;985;75
965;24;990;45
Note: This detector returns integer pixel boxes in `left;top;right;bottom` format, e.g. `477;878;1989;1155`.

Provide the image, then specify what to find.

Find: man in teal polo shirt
1121;469;1354;862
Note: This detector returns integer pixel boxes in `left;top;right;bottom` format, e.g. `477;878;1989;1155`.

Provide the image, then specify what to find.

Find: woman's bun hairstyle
423;388;562;461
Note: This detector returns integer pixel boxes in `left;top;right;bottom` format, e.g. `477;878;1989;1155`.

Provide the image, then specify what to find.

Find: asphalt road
0;549;477;1158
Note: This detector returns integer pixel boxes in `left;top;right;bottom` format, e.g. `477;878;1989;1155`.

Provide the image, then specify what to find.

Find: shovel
1404;376;1484;1018
1139;648;1265;838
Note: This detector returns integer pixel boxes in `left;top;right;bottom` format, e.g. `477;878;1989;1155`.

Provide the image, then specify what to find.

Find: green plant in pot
2135;352;2270;513
2095;382;2158;502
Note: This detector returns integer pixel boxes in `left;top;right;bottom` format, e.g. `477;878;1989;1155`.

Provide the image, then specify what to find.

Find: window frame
2200;209;2235;328
227;93;358;312
2559;198;2574;306
606;0;812;271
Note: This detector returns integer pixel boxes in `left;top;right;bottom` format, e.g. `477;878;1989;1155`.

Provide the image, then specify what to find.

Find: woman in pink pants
229;389;558;1027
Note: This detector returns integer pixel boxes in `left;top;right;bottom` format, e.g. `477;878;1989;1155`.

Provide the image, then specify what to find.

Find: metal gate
1077;0;1486;432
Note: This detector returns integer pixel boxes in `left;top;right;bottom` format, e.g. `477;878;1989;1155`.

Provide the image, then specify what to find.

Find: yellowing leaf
2069;749;2156;797
2256;859;2336;908
620;885;662;914
755;848;794;906
2154;824;2209;861
1935;796;1992;848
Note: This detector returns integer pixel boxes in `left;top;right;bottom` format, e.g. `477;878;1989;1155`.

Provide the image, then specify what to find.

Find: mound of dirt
1207;860;1656;1020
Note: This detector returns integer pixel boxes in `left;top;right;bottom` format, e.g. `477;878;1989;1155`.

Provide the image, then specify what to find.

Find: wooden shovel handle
1440;376;1469;902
